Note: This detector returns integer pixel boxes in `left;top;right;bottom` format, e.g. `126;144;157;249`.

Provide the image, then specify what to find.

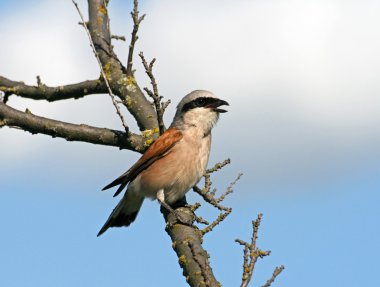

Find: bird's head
171;90;229;133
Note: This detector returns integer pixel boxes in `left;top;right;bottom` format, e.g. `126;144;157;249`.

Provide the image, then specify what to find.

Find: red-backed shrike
98;90;229;236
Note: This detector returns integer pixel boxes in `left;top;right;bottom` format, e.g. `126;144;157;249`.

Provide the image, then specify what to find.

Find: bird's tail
97;192;144;237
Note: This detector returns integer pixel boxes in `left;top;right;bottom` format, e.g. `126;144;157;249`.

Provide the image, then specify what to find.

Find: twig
206;158;231;173
187;202;209;225
139;52;168;135
111;35;126;41
236;214;263;287
72;0;129;133
190;203;209;225
261;265;285;287
217;173;243;203
36;75;43;87
126;0;145;75
192;160;241;234
201;208;231;235
235;214;283;287
194;213;209;226
193;159;240;212
193;186;229;212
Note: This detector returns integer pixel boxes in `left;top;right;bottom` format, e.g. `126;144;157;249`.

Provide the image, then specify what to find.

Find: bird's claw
166;209;193;228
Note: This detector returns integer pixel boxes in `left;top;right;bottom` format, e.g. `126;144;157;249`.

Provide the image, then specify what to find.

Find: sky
0;0;379;286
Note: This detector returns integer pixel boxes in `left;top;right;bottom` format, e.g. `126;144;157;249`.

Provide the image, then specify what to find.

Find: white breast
128;126;212;204
164;128;211;204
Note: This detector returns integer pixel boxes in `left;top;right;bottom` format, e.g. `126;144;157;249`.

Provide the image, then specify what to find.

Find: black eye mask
181;97;229;113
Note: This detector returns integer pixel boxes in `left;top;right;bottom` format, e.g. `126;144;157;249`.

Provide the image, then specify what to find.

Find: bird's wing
102;128;183;197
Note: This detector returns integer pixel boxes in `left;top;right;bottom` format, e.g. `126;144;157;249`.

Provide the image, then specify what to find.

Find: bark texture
164;207;221;287
0;102;145;151
0;76;106;102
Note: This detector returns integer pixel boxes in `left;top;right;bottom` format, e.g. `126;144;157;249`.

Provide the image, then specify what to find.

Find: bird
97;90;229;236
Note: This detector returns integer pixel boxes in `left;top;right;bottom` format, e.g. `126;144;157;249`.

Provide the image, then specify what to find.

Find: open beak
208;99;229;113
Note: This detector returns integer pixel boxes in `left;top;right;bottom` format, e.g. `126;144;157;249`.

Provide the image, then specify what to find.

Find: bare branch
72;0;129;133
111;35;126;41
189;202;210;225
236;214;284;287
206;158;231;173
78;21;88;27
217;173;243;203
0;101;145;152
191;160;241;235
201;208;231;235
87;0;113;65
261;266;285;287
162;206;221;287
126;0;145;76
139;52;168;135
0;76;106;102
193;186;228;212
236;214;264;287
193;159;238;212
36;75;42;87
87;0;158;132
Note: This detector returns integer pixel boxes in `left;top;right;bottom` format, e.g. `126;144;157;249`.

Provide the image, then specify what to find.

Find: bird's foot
157;191;193;227
171;209;193;226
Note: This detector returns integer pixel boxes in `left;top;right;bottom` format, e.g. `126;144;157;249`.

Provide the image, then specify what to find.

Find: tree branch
87;0;158;132
193;159;235;212
139;52;170;135
0;76;106;102
73;0;129;133
236;214;284;287
87;0;113;66
192;161;242;235
111;34;126;41
261;265;285;287
160;159;243;286
126;0;145;76
0;101;145;152
162;206;221;287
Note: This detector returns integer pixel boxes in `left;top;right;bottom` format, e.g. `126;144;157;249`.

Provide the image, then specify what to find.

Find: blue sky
1;0;380;286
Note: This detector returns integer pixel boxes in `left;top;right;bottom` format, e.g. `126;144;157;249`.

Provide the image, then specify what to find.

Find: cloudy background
1;0;379;286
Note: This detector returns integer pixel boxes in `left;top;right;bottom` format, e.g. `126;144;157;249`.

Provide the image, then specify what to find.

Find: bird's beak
208;99;229;113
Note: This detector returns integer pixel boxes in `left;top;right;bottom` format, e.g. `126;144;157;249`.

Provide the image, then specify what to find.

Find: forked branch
235;214;284;287
86;0;158;132
127;0;145;76
0;76;106;102
73;0;129;133
193;159;237;212
192;159;242;235
161;159;242;286
139;52;170;135
0;101;145;152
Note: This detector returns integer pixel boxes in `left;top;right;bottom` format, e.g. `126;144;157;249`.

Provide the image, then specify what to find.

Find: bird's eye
196;98;205;106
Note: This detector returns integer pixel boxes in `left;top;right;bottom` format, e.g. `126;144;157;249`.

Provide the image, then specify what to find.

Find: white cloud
139;0;380;125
